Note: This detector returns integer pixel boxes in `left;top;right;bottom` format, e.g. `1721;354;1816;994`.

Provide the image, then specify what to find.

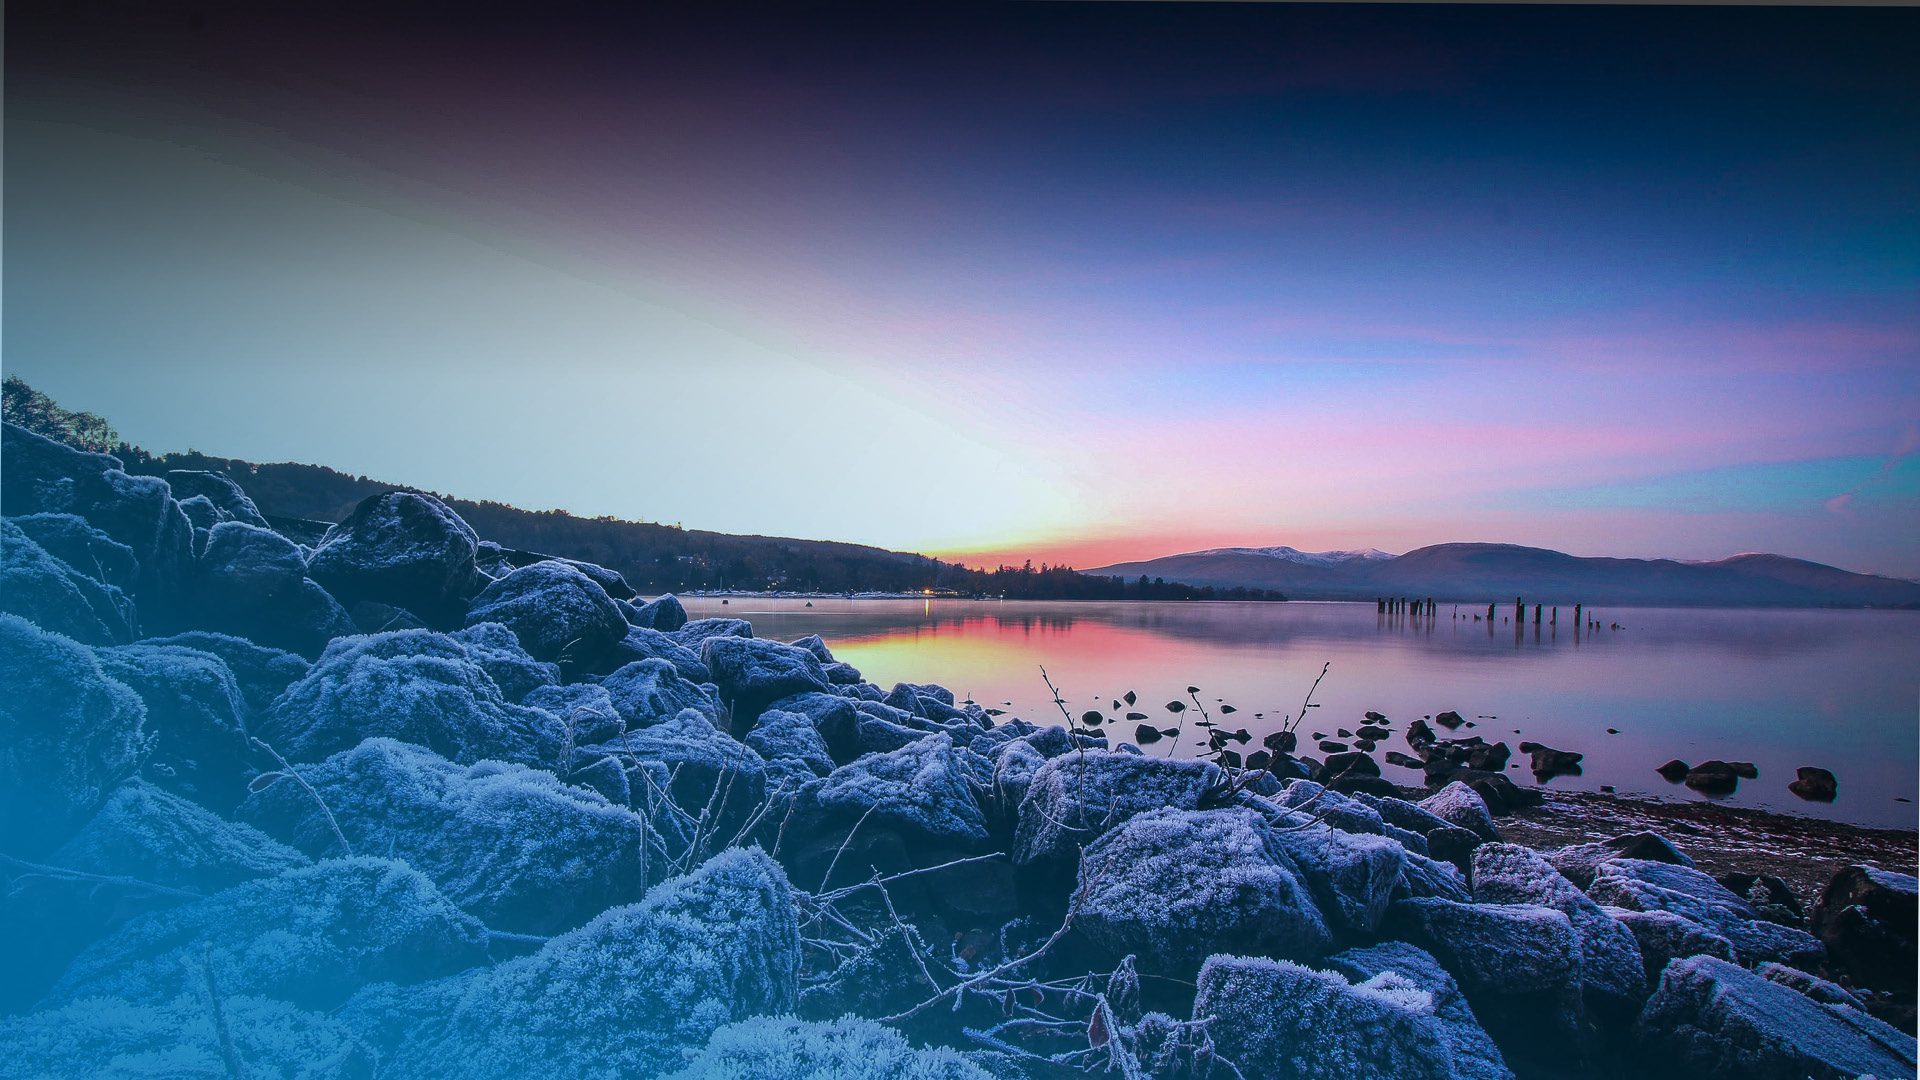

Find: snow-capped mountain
1186;546;1397;568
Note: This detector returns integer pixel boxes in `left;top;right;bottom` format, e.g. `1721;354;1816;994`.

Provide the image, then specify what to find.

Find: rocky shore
2;419;1915;1079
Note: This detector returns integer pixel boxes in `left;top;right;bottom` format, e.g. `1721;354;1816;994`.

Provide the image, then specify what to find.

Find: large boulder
1543;831;1693;889
374;848;800;1080
607;624;713;683
1471;843;1646;1020
1328;942;1515;1080
700;635;831;725
1382;898;1585;1056
464;559;628;668
7;511;138;590
55;779;309;892
1810;864;1917;993
601;657;723;729
1417;782;1499;842
0;613;150;856
0;992;378;1079
93;641;255;807
1588;858;1825;969
449;620;561;702
1;423;194;599
594;707;767;832
1266;818;1408;935
305;491;485;627
138;630;308;717
787;733;989;891
163;469;271;528
674;617;753;649
1635;954;1916;1080
44;857;490;1010
1076;807;1332;975
1193;954;1459;1080
1605;906;1736;985
0;517;137;644
186;521;354;657
745;707;836;781
254;629;566;767
239;738;661;934
661;1014;993;1080
1013;751;1223;866
628;593;689;632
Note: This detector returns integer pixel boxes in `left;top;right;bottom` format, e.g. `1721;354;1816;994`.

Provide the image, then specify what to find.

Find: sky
7;2;1918;577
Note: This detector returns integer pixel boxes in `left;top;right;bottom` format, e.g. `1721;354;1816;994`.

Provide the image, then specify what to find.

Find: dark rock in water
306;491;486;627
1337;727;1353;738
1357;724;1389;740
1417;782;1500;842
9;511;138;590
450;621;561;702
601;657;721;730
1471;843;1647;1021
1516;741;1583;779
1354;737;1377;752
1634;955;1916;1080
1078;807;1332;975
0;614;150;857
1718;872;1806;926
55;779;308;894
1327;941;1516;1080
1321;749;1380;780
1364;710;1388;723
629;592;689;632
1589;858;1825;969
186;521;356;656
256;629;566;767
1434;710;1465;729
1788;765;1838;802
1012;750;1221;867
0;518;138;644
94;642;254;807
351;600;426;633
1193;954;1458;1080
1;423;194;599
1656;758;1690;782
1443;771;1542;815
664;1015;994;1080
674;617;753;649
1811;864;1918;993
1727;760;1759;779
0;993;379;1079
702;636;831;726
1383;897;1586;1050
1544;831;1693;890
1318;740;1348;754
1386;750;1425;769
366;848;799;1080
239;738;661;934
1684;760;1742;795
139;630;308;717
44;857;489;1010
1604;905;1736;985
465;559;628;668
1328;774;1400;797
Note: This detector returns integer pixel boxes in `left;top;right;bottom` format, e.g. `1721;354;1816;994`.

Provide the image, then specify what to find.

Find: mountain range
1089;542;1920;608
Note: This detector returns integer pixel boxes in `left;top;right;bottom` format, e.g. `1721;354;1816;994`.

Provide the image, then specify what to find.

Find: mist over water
687;598;1920;830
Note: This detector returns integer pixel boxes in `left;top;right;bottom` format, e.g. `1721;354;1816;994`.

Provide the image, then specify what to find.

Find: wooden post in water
1377;597;1385;613
1514;597;1524;623
1575;603;1583;626
1487;602;1496;621
1550;606;1557;625
1533;604;1542;625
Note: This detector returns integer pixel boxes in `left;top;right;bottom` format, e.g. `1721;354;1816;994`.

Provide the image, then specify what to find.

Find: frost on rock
607;624;713;683
1382;898;1586;1053
1013;751;1223;867
1357;792;1460;839
985;737;1050;825
93;642;254;808
449;620;561;702
675;616;754;649
589;707;767;830
1544;831;1694;890
0;992;378;1079
55;779;308;893
463;559;628;667
1266;819;1409;935
184;522;354;658
789;633;835;663
304;491;486;628
163;468;271;528
602;657;723;729
1471;843;1646;1019
1395;850;1472;904
629;592;689;631
139;630;309;717
1417;782;1500;843
1328;942;1515;1080
522;682;627;758
812;734;988;845
0;613;150;857
701;635;832;723
8;511;139;591
1811;863;1919;993
662;1014;995;1080
1635;954;1917;1080
0;423;194;598
0;518;137;645
1756;961;1871;1011
746;707;836;779
381;847;800;1080
239;738;661;934
1193;954;1458;1080
1603;906;1736;986
1587;858;1824;969
1077;807;1332;976
255;629;566;767
45;856;489;1010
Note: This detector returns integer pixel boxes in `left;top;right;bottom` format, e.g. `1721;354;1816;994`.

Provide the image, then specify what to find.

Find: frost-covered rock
1811;863;1917;993
450;620;561;701
701;636;831;722
523;681;627;758
55;779;308;893
1383;897;1585;1050
789;633;834;662
812;733;987;846
1268;780;1428;853
8;511;138;590
1472;843;1646;1019
45;857;489;1009
1604;906;1736;985
1635;954;1916;1080
1757;961;1872;1011
593;707;767;828
675;616;753;649
138;631;308;717
1359;791;1461;838
0;992;378;1079
164;469;271;528
305;491;485;626
1013;751;1222;866
464;559;628;667
239;738;660;933
0;614;150;857
1267;819;1408;935
1328;942;1515;1080
1193;954;1457;1080
1396;850;1473;904
378;848;799;1080
255;629;566;766
662;1014;994;1080
1077;807;1332;974
0;423;194;598
1544;831;1693;890
630;592;689;632
604;624;712;683
1588;858;1824;969
602;657;723;729
93;642;254;807
1418;782;1499;843
745;707;835;779
1;517;139;645
183;521;355;657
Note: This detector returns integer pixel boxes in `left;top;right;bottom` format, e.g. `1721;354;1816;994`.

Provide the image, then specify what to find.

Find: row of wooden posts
1378;596;1597;629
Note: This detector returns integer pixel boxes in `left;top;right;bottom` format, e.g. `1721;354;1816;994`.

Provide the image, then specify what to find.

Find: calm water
682;598;1920;830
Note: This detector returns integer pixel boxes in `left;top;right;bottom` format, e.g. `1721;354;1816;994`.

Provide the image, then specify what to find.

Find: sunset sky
8;3;1918;576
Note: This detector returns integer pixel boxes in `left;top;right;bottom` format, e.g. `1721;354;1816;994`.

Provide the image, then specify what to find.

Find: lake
681;598;1920;830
